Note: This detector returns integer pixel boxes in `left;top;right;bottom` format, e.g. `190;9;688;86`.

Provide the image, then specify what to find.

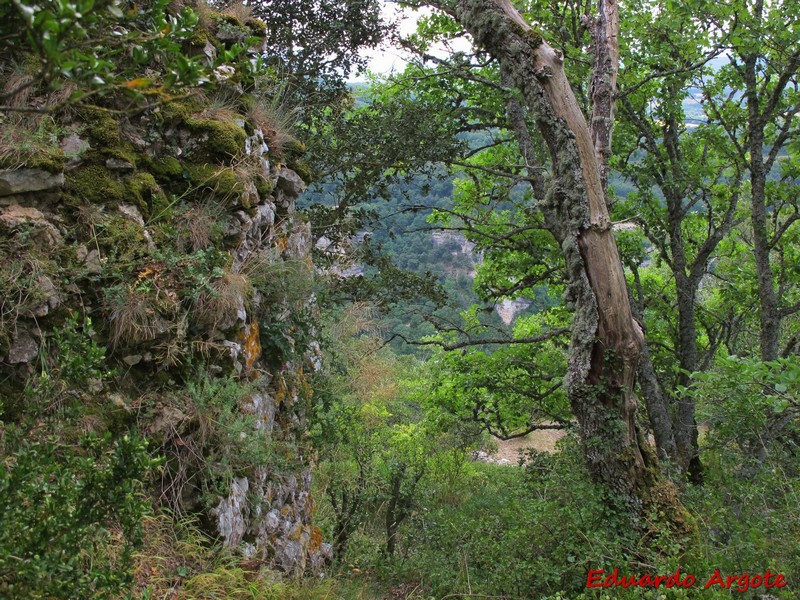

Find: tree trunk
452;0;658;514
628;281;678;463
744;45;781;362
671;241;702;482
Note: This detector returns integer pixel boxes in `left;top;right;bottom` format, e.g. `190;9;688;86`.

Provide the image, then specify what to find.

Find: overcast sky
352;2;471;80
354;3;428;79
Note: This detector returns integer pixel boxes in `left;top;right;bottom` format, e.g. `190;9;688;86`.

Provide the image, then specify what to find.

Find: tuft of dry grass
239;251;313;308
246;99;297;158
129;511;216;599
109;289;160;349
2;69;35;110
329;301;383;342
197;88;242;122
192;272;251;330
178;201;223;252
221;0;252;23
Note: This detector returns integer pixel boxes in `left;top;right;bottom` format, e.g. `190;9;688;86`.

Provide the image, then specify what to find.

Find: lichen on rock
0;2;326;578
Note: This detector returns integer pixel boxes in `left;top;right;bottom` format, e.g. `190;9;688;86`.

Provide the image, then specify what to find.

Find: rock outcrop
0;7;328;576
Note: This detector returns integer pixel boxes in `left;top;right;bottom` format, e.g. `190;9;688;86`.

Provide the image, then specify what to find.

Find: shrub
0;431;156;599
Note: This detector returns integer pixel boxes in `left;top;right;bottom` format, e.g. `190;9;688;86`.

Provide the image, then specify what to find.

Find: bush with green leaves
1;0;209;105
380;438;696;598
0;430;156;599
688;355;800;460
680;355;800;591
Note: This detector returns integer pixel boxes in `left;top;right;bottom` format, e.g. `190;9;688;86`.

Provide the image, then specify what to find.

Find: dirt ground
488;428;567;464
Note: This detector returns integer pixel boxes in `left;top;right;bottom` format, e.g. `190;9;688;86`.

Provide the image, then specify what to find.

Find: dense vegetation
1;0;799;598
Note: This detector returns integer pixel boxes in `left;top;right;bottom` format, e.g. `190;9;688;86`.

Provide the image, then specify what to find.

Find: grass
246;98;298;159
178;202;225;252
192;272;252;330
108;288;162;349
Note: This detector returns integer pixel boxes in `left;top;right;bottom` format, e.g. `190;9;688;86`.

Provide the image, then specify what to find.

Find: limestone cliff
0;7;328;576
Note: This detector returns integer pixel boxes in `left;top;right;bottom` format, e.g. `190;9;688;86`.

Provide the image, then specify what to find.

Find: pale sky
353;2;471;80
357;3;427;77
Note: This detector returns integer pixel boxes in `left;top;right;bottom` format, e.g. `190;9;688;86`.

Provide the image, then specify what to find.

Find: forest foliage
0;0;799;598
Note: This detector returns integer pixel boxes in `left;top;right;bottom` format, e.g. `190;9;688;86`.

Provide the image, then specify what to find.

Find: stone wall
0;9;328;576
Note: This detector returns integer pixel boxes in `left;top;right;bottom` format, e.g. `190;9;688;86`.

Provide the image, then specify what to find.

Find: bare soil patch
487;429;566;465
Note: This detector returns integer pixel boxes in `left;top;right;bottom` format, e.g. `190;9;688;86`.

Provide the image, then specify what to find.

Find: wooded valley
0;0;798;598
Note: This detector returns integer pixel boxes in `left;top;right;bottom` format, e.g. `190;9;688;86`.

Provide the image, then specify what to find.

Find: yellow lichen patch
274;375;289;406
309;526;323;553
287;523;303;541
238;321;261;374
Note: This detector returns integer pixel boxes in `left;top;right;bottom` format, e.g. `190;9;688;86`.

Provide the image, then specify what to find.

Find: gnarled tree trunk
449;0;659;514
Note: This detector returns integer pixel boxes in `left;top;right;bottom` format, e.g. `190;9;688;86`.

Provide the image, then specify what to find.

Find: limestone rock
0;169;64;197
8;329;38;364
118;203;145;227
0;205;62;249
122;354;142;366
84;249;103;274
60;133;90;158
275;168;306;196
28;275;60;317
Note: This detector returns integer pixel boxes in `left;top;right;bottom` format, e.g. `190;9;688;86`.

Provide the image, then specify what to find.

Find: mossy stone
254;174;274;198
159;96;206;126
211;13;244;27
245;18;267;38
185;163;243;201
79;105;121;147
125;172;168;220
185;117;247;162
288;160;313;184
150;156;184;182
66;165;127;204
186;25;211;47
284;139;307;157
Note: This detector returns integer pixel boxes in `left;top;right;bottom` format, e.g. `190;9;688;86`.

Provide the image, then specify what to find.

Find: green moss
79;105;121;147
66;165;127;204
155;97;246;163
283;138;307;158
125;172;168;220
75;105;141;167
245;18;267;37
185;163;243;201
82;143;139;168
0;146;67;173
106;145;139;165
159;96;206;126
211;13;244;27
184;117;246;162
210;13;251;44
150;156;184;181
287;159;313;185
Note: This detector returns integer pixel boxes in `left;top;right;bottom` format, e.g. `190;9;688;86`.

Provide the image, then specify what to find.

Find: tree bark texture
628;284;678;463
587;0;619;193
745;48;781;362
451;0;655;513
